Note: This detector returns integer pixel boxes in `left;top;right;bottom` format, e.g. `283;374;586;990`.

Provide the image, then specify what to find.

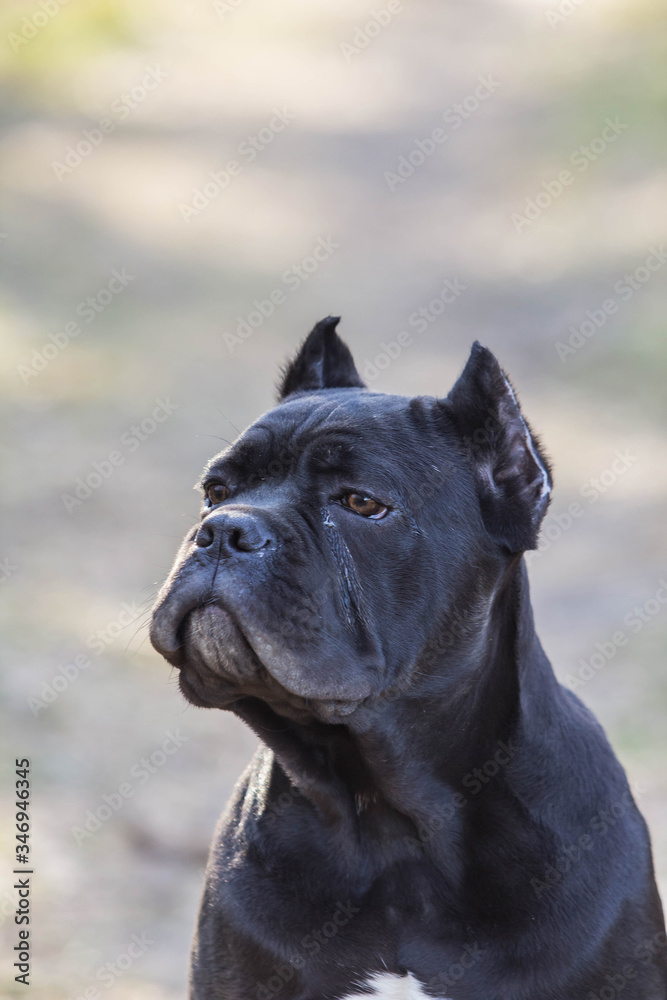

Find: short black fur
151;320;667;1000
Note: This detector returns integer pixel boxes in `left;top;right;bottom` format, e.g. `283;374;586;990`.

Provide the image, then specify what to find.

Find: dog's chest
341;972;449;999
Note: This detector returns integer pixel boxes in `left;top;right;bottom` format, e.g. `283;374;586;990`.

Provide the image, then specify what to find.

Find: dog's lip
150;584;246;669
174;600;267;690
205;604;376;704
192;601;265;669
178;669;210;707
150;588;208;666
178;662;241;709
156;594;376;708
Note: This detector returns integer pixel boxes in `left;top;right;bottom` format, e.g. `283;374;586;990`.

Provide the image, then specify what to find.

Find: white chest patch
341;972;450;999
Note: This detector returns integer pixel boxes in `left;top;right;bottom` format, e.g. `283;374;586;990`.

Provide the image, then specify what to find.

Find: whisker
199;433;234;446
217;408;241;435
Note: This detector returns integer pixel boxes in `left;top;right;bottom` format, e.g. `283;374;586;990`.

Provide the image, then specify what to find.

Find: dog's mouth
166;604;362;721
177;667;213;708
173;603;260;703
181;603;260;676
150;568;382;720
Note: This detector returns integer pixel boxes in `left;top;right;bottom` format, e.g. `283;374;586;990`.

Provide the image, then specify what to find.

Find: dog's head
150;318;551;722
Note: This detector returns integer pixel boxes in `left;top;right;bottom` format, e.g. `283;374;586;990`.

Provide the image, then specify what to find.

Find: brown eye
205;483;229;505
341;492;388;520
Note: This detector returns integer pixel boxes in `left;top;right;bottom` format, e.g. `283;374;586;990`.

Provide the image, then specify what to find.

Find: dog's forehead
275;389;413;437
208;390;435;475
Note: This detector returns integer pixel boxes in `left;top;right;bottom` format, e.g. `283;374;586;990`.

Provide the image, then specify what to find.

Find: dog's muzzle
149;507;275;667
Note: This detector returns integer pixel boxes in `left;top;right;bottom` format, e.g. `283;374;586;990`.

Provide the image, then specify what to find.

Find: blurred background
1;0;666;996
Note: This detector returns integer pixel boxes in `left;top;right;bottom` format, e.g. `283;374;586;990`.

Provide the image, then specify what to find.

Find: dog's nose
195;510;274;553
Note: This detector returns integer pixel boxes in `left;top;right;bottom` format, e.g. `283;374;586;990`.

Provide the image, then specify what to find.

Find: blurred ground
0;0;666;996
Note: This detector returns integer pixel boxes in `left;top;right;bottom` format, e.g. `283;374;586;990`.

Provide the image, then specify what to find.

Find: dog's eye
204;482;229;506
340;492;388;520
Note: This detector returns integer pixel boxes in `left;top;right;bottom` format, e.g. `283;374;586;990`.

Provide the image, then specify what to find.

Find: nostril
229;526;271;553
228;528;243;551
195;522;215;548
195;513;273;553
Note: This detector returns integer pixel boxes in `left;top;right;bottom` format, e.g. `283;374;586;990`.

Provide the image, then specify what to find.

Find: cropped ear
278;317;365;400
442;342;552;552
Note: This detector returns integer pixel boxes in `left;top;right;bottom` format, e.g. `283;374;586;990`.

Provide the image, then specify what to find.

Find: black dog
150;319;667;1000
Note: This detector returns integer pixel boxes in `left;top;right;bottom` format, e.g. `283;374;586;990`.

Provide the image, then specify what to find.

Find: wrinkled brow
198;429;281;484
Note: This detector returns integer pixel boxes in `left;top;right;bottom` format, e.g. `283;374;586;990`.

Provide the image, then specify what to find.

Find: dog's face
150;318;551;722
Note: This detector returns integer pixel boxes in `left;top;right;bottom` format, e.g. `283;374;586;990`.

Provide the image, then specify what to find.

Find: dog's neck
231;557;559;883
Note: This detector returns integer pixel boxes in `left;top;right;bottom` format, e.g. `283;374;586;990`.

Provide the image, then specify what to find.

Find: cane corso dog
150;319;667;1000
